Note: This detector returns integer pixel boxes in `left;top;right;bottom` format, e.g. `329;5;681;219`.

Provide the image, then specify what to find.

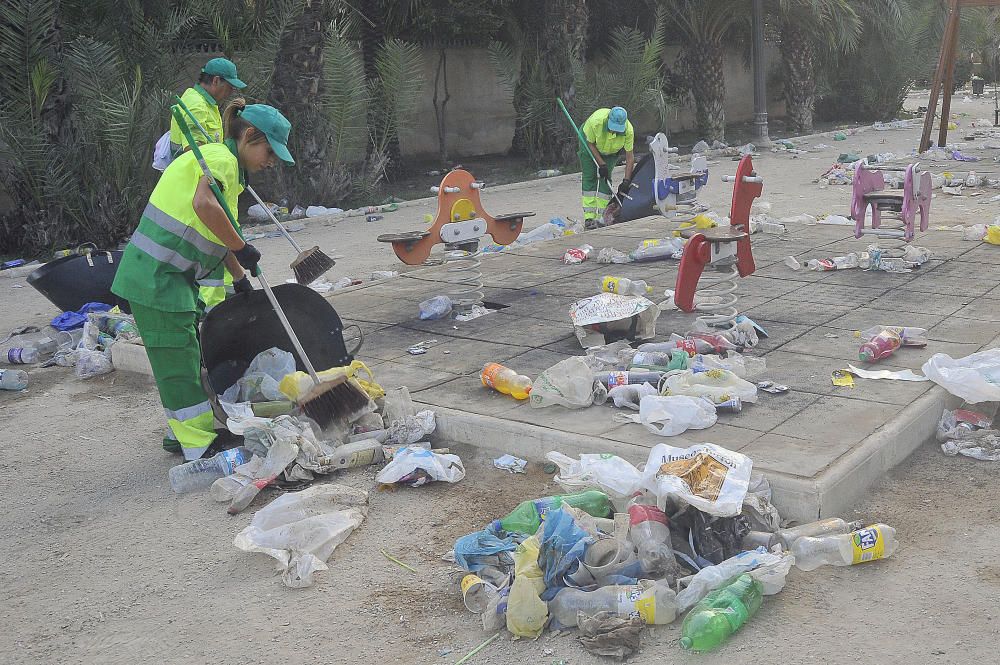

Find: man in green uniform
169;57;247;156
113;104;294;460
579;106;635;228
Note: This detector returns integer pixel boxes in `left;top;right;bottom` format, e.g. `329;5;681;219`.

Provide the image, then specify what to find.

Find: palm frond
323;32;369;167
369;38;425;154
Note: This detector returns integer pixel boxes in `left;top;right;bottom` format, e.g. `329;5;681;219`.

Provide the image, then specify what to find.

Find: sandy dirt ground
2;91;999;664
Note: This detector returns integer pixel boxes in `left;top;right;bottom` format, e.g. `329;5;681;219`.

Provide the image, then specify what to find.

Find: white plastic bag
235;347;296;402
922;349;1000;403
676;547;785;611
545;451;642;502
385;409;436;445
233;484;367;587
614;395;717;436
75;347;113;379
662;368;758;404
608;382;658;409
375;445;465;486
152;131;172;172
530;357;608;409
641;442;753;516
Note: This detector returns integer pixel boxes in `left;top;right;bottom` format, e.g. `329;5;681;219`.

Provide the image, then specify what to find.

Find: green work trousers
129;302;216;460
579;148;619;223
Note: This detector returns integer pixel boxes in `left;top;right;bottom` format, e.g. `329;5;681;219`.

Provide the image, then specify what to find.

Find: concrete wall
397;46;516;159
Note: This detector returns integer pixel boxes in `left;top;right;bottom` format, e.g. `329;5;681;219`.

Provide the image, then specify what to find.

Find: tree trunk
780;23;815;134
269;0;337;203
511;0;588;165
689;41;726;143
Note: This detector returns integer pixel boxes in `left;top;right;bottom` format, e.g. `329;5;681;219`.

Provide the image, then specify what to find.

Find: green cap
202;58;247;89
240;104;294;165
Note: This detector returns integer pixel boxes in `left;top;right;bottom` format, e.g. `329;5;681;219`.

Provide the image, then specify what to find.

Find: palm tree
660;0;747;142
771;0;871;133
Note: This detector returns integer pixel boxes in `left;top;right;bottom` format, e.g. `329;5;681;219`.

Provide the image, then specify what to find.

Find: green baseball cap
202;58;247;90
240;104;294;165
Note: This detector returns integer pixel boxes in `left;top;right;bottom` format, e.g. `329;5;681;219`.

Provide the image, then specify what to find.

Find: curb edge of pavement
419;382;953;523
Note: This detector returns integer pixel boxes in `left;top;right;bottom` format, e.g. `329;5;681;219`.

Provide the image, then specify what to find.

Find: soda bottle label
8;349;24;364
676;340;698;356
607;371;629;388
641;239;662;248
481;363;503;389
616;587;656;623
602;276;621;293
219;448;249;475
851;526;886;564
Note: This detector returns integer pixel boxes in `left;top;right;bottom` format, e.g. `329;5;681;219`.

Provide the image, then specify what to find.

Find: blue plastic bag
538;507;594;599
51;302;112;331
454;529;516;572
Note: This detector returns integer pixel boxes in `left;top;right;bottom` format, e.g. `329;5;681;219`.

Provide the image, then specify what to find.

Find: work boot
162;436;182;455
202;429;246;458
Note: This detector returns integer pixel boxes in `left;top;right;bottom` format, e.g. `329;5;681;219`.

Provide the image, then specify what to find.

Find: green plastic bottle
491;490;613;535
679;573;763;652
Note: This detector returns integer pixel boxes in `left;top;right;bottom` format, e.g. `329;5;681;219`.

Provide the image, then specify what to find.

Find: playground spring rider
674;154;762;344
850;160;931;264
650;133;709;216
376;170;534;313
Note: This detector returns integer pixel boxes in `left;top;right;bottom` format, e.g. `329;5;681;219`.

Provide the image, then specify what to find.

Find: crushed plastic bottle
859;328;902;362
771;518;863;550
602;276;652;296
680;573;763;652
548;580;677;628
630;238;685;262
418;295;453;320
627;504;677;576
536;169;562;178
168;447;252;493
595;369;665;390
0;368;28;390
792;523;898;571
481;362;532;400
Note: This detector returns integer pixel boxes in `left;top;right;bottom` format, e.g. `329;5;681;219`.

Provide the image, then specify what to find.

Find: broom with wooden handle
171;106;369;429
173;96;335;285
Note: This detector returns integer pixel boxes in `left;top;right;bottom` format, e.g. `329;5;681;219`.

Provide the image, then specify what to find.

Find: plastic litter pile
450;446;897;656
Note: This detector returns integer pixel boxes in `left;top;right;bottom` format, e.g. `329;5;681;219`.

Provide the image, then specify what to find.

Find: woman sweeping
112;102;295;460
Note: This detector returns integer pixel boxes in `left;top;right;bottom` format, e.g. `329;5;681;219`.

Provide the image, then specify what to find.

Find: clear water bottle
4;345;39;365
595;370;664;390
792;523;898;571
601;276;652;296
772;518;863;550
0;368;28;390
168;446;251;493
548;580;677;628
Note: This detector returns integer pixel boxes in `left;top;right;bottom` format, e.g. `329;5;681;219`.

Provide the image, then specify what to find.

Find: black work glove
233;274;254;295
617;178;632;197
598;163;610;181
232;242;261;276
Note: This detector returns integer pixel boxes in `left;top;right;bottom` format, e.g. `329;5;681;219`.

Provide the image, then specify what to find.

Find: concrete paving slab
496;401;623;437
959;244;1000;264
868;288;975;317
781;281;891;305
740;432;855;478
717;390;822;433
601;421;763;452
365;359;460;392
907;272;995;297
413;375;521;417
389;337;533;375
952;297;1000;323
744;320;813;352
743;298;855;327
825;306;947;332
505;348;584;374
927;315;1000;344
771;395;898;446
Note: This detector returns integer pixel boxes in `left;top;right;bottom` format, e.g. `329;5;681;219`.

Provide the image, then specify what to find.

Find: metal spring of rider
864;201;909;263
444;241;484;312
693;260;740;334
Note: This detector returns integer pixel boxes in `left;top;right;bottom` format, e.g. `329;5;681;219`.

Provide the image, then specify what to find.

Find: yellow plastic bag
672;213;717;238
278;360;385;401
506;534;547;637
985;225;1000;246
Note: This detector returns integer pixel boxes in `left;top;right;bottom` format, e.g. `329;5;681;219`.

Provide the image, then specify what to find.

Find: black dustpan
200;282;361;398
26;250;131;313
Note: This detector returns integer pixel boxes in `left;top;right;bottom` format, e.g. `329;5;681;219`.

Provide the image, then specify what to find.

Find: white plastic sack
676;547;785;612
545;451;642;502
641;442;753;516
75;347;113;379
385;409;436;445
662;368;758;404
375;445;465;486
608;382;658;409
233;347;296;402
152;131;172;172
614;395;717;436
922;349;1000;403
233;484;367;587
530;357;608;409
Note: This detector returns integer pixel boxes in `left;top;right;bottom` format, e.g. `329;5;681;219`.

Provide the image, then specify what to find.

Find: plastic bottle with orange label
481;362;532;399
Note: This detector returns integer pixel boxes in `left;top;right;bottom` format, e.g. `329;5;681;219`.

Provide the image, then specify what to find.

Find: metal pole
751;0;770;147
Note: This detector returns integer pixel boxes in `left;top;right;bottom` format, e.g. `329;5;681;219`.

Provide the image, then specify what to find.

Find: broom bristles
300;376;372;430
291;246;336;285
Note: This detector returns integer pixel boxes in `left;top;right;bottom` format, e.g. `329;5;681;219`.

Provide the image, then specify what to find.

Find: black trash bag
669;507;751;568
